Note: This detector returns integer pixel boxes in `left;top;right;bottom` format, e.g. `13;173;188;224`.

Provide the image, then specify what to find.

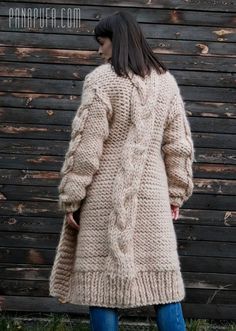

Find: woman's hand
66;212;80;230
171;204;180;221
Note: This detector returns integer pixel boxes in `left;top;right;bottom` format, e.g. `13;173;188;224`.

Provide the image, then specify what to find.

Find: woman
49;11;195;331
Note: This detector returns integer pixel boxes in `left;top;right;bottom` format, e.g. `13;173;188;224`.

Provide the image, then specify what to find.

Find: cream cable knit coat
49;63;195;308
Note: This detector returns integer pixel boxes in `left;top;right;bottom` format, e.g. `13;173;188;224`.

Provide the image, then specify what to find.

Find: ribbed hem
50;269;186;308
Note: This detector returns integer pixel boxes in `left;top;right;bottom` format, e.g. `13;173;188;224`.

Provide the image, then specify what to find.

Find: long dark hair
94;11;168;78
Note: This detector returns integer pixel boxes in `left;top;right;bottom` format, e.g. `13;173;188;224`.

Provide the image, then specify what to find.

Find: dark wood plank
185;289;236;305
2;17;236;42
0;134;235;157
0;124;70;140
1;32;235;56
0;280;50;296
0;216;62;233
178;240;236;258
177;209;236;227
0;61;89;80
0;108;75;125
181;256;236;273
0;238;235;259
3;0;236;12
0;119;235;140
1;47;235;73
193;163;236;179
0;225;236;249
1;62;236;88
0;167;232;189
0;154;63;171
0;295;235;320
1;77;236;100
0;92;80;110
193;178;236;195
0;295;85;313
2;4;236;27
176;225;236;242
1;279;236;304
0;77;84;95
193;133;235;149
0;247;55;265
1;93;235;115
1;170;236;195
183;303;236;320
1;200;235;221
1;248;236;273
1;102;236;124
1;266;236;294
0;201;61;218
0;232;59;248
0;209;235;235
0;138;68;156
0;295;235;319
0;188;236;209
0;265;50;279
187;102;236;118
0;150;235;173
194;178;236;195
0;169;60;186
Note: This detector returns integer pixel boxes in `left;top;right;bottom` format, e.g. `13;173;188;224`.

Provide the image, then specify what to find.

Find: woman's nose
98;47;103;56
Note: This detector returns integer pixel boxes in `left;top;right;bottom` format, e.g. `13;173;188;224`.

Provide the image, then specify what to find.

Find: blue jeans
89;301;186;331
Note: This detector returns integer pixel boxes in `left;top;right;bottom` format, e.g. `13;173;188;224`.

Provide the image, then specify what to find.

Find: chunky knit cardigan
49;63;195;308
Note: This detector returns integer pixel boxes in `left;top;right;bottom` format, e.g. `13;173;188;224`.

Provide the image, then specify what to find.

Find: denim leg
89;306;119;331
154;301;186;331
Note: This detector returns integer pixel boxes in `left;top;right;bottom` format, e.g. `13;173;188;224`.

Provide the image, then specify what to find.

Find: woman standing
49;11;195;331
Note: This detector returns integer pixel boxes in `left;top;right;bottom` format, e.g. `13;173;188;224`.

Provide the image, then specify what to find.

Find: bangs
94;16;113;42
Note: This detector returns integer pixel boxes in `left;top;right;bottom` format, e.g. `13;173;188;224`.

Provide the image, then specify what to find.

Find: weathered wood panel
0;0;236;321
2;18;236;42
1;296;236;320
3;0;236;11
1;3;236;27
1;32;235;56
1;62;236;87
1;47;235;72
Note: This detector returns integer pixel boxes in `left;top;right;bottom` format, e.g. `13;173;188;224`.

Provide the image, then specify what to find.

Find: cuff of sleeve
58;198;81;213
169;196;184;208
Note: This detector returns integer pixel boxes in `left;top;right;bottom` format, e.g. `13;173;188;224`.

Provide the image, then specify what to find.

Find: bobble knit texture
49;63;195;308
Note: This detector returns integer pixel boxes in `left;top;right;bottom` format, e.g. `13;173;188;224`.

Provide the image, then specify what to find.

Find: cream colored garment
49;63;195;308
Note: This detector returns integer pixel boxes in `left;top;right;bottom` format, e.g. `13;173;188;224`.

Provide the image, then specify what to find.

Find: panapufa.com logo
8;7;81;29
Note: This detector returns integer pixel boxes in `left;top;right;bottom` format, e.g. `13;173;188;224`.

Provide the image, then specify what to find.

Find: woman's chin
102;57;111;64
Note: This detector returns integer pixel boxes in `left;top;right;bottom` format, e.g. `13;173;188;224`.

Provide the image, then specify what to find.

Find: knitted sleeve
161;78;195;208
57;73;113;213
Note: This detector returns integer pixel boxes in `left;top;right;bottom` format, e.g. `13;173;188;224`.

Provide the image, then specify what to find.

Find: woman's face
97;37;112;63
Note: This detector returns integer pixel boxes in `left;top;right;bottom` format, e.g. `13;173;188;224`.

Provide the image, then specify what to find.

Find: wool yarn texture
49;63;195;308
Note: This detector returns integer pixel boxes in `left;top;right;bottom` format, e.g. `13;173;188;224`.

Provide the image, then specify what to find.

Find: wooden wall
0;0;236;321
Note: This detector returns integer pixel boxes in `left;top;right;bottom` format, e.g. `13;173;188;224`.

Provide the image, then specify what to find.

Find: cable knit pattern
161;76;195;208
57;73;113;213
49;63;195;308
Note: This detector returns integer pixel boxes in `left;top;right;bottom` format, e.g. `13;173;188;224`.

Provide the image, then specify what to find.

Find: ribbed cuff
169;196;184;208
58;199;81;213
